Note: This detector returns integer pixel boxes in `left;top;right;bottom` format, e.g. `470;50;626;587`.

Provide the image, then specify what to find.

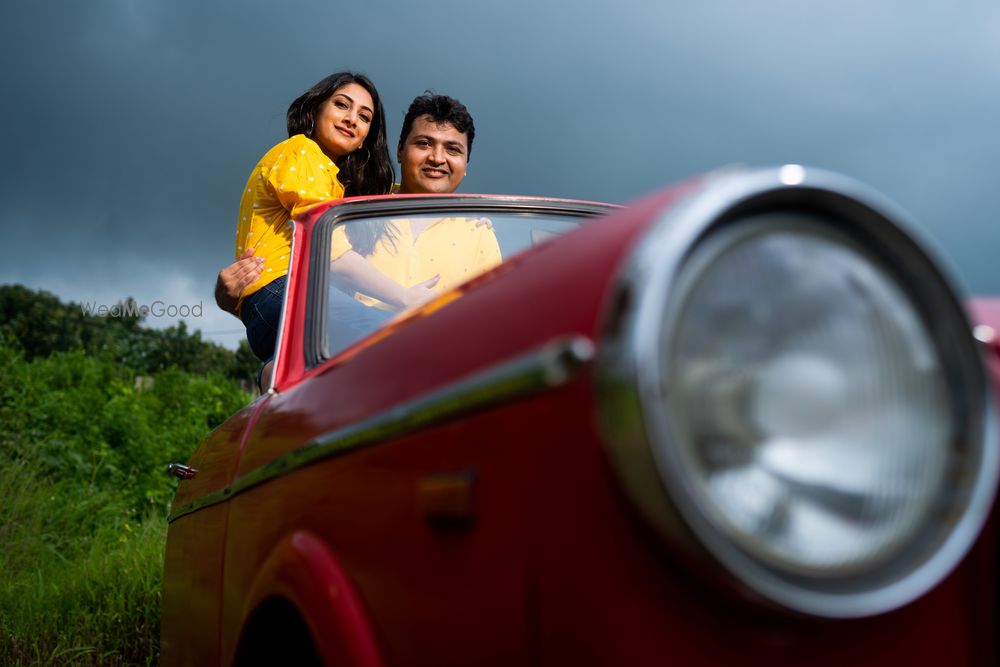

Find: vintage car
161;167;999;666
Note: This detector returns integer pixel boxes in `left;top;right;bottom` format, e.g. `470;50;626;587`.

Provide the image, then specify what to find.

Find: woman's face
312;82;375;158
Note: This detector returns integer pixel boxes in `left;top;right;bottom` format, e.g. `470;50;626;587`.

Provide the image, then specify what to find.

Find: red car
161;167;999;666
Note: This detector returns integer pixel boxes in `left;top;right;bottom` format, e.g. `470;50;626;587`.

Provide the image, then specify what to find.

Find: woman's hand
399;275;440;308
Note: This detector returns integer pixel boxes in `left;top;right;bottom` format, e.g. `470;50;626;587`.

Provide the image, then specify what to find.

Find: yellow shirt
235;134;344;308
330;218;503;309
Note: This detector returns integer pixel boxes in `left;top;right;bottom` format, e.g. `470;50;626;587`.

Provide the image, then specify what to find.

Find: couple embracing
217;72;496;387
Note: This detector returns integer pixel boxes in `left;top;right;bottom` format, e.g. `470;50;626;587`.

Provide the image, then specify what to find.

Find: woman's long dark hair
286;72;395;197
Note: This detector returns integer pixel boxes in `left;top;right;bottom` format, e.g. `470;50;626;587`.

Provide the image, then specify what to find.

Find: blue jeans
327;288;392;353
241;276;286;363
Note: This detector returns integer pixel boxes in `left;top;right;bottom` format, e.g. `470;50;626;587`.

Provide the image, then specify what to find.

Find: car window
321;210;585;357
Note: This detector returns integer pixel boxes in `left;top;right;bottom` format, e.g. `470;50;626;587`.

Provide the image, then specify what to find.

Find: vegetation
0;284;260;380
0;285;253;665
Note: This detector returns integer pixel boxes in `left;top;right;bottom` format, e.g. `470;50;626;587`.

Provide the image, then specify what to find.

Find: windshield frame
305;195;617;368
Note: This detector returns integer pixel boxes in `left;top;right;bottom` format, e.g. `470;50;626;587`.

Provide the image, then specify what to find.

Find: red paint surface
225;531;384;666
161;400;266;665
162;187;998;665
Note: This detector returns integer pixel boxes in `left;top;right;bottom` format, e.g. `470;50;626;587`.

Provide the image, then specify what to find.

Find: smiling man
326;93;501;315
396;94;473;195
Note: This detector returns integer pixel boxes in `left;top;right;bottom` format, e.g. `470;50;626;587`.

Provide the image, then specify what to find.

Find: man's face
397;115;469;194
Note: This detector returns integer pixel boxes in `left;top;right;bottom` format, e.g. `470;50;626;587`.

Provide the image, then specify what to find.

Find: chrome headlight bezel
596;167;998;618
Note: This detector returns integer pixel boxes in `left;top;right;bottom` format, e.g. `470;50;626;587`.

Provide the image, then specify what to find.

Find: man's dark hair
397;93;476;158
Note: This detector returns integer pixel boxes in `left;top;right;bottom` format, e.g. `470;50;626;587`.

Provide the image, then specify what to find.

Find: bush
0;339;250;665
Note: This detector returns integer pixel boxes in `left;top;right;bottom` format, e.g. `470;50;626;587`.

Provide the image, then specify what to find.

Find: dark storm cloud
1;0;998;346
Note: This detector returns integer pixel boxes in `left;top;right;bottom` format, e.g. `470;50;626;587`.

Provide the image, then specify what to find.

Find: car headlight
597;167;998;618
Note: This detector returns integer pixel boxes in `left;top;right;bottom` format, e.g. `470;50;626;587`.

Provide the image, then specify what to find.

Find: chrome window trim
305;196;618;367
168;335;594;523
595;166;999;618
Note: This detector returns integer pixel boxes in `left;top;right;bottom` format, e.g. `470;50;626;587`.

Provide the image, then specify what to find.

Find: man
215;93;484;315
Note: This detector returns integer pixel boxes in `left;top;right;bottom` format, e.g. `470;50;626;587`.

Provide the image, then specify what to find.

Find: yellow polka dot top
235;134;344;311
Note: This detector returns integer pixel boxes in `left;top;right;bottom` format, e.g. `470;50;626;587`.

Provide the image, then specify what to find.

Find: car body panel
161;400;268;666
230;531;383;666
162;180;998;665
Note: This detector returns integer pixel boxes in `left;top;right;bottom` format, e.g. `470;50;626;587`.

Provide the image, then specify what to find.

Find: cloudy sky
1;0;998;348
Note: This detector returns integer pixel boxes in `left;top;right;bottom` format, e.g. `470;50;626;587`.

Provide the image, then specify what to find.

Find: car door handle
167;463;199;480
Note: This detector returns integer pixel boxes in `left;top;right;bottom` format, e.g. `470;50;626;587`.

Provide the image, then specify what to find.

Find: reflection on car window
324;211;582;356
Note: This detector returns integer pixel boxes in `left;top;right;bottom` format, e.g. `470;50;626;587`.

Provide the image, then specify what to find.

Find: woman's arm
330;250;439;310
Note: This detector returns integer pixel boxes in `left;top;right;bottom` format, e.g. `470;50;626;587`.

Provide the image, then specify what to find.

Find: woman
234;71;395;364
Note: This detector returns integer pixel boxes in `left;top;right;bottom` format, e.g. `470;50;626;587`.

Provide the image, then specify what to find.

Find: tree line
0;284;258;381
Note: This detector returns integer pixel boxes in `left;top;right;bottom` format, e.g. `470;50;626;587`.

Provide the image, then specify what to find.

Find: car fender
230;530;383;667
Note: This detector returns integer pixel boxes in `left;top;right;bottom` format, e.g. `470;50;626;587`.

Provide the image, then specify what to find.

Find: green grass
0;456;165;666
0;342;250;665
